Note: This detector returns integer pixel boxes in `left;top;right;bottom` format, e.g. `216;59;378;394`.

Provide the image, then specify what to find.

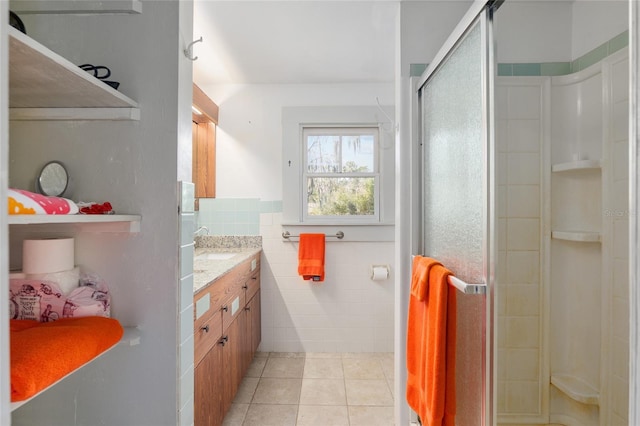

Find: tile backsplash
197;198;282;235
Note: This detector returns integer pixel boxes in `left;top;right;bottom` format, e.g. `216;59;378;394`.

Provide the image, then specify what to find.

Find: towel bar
282;231;344;240
412;255;486;295
447;275;486;295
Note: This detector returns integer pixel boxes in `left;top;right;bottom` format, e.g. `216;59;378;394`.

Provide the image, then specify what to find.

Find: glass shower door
417;5;496;426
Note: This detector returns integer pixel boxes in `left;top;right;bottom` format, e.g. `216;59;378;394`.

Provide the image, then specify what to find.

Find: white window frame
282;106;395;227
302;126;380;223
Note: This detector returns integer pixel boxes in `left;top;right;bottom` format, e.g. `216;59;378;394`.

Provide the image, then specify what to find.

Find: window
303;127;379;221
282;106;394;227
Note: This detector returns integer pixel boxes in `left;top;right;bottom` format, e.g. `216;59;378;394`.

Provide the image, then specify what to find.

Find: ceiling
192;1;398;86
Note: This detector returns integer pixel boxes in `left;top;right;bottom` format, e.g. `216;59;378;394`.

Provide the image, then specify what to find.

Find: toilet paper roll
370;265;389;281
22;238;74;274
26;266;80;296
9;271;26;279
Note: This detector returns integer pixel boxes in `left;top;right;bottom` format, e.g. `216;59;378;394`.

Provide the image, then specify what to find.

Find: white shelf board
551;374;600;405
10;326;139;411
9;27;139;113
551;230;601;243
10;0;142;14
551;159;602;173
10;107;140;121
8;214;141;233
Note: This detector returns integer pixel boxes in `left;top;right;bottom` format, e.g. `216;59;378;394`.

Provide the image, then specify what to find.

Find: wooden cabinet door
222;314;244;414
250;291;261;355
195;342;224;426
192;120;216;199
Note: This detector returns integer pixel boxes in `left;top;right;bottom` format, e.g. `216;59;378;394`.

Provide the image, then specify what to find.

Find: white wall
572;0;628;59
7;2;190;424
199;82;396;352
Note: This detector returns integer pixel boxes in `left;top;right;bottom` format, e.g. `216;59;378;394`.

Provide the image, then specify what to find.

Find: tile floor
222;351;395;426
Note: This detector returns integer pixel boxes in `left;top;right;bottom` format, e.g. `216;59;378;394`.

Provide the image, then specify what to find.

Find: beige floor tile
233;377;259;404
269;352;306;358
242;404;298;426
262;356;305;378
348;405;395;426
254;351;269;358
305;352;342;359
245;357;267;378
345;379;394;406
387;379;395;398
342;358;385;379
222;403;248;426
381;356;394;380
296;405;349;426
303;358;344;379
342;352;387;359
299;379;347;405
252;378;302;404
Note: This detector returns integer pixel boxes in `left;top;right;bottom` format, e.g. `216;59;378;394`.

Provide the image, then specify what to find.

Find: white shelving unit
8;27;140;121
9;0;142;14
6;2;144;417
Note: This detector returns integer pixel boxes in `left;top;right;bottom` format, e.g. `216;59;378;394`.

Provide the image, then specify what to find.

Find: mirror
38;161;68;197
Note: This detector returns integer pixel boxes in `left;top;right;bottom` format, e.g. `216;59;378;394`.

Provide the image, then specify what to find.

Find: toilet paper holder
370;264;390;280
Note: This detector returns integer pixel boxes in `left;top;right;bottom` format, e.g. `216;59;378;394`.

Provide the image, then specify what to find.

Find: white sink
195;252;238;261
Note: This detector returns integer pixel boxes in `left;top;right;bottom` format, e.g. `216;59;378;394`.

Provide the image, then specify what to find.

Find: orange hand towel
10;316;124;402
406;257;457;426
297;233;325;282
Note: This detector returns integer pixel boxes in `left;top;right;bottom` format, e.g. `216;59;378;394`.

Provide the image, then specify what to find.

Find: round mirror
38;161;69;197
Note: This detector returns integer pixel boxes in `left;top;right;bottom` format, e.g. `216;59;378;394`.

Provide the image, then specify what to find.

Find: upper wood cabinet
192;84;218;201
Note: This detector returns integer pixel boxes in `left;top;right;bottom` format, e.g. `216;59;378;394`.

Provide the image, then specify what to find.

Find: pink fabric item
8;188;78;215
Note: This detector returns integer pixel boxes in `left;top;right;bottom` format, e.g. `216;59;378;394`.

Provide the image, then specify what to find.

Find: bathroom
0;0;638;425
192;0;631;425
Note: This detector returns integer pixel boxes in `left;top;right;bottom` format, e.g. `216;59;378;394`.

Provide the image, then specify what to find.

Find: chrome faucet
194;226;210;236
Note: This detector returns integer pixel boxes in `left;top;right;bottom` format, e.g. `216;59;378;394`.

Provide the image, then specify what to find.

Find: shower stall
403;1;631;425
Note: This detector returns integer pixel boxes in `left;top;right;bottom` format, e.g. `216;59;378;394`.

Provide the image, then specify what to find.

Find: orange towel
406;256;457;426
10;316;124;402
297;233;325;282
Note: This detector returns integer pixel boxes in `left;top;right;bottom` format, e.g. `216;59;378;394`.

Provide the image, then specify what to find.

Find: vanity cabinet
194;252;261;426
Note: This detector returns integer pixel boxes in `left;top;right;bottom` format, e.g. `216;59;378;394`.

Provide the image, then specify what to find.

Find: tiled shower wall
604;51;629;426
496;78;546;421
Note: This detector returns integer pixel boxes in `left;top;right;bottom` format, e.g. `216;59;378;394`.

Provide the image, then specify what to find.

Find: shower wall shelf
9;0;142;14
551;159;602;173
551;374;600;406
551;231;601;243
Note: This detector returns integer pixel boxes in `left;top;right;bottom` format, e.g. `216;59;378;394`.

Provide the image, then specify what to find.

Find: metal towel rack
282;231;345;240
412;255;486;295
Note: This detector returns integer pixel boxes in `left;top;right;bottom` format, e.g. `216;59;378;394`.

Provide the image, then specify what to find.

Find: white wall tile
506;348;539;381
613;139;629;181
612;100;629;142
506;251;540;284
507;120;540;153
505;317;539;348
507;185;540;218
507;87;541;120
505;381;540;413
497;119;508;153
506;285;540;316
507;219;540;251
507;153;540;185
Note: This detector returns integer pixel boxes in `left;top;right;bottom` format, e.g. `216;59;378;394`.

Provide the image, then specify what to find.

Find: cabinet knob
245;307;250;311
242;285;248;290
252;277;257;280
201;325;209;333
222;305;228;312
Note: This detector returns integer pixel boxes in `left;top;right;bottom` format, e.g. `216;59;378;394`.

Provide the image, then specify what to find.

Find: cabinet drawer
195;310;222;365
244;269;260;303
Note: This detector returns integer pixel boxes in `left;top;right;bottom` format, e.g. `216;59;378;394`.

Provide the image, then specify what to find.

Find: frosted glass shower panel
422;23;484;283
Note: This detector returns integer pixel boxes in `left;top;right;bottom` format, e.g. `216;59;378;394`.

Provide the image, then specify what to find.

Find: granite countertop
193;236;262;294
